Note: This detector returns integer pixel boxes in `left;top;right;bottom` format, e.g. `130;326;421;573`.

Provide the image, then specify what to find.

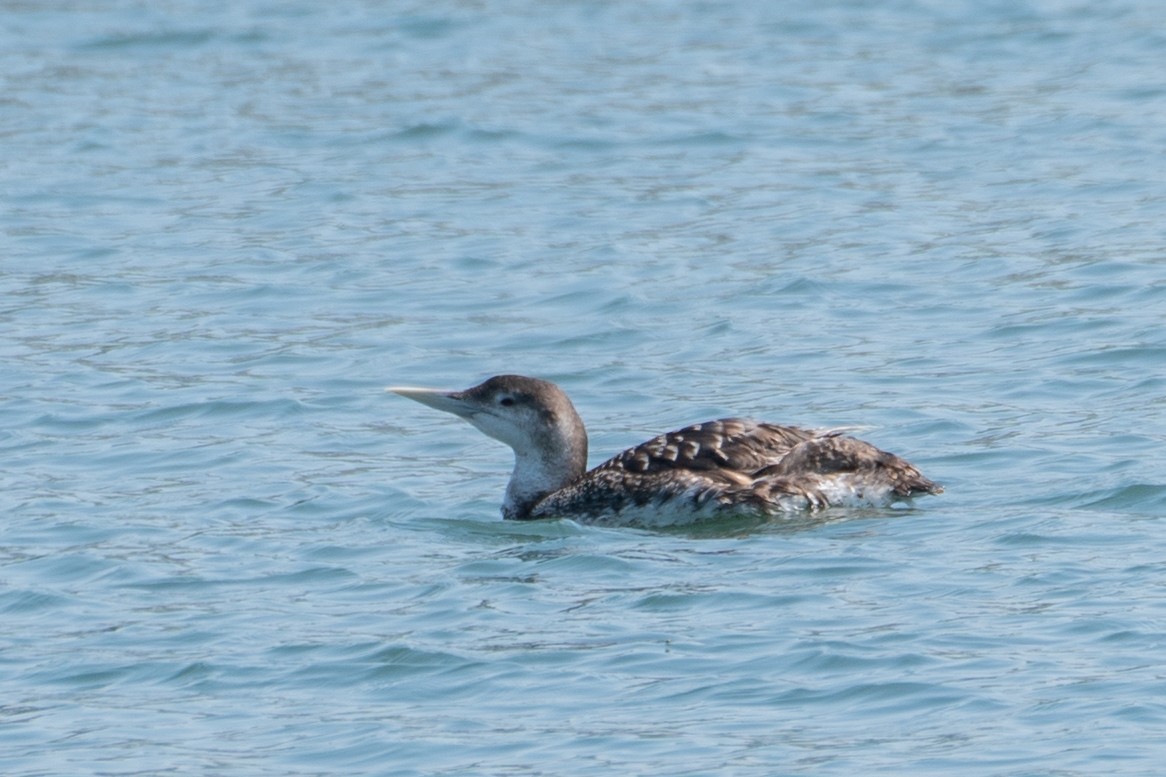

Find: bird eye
499;396;515;407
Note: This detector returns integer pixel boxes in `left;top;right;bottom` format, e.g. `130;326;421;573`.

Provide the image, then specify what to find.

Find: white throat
502;448;578;520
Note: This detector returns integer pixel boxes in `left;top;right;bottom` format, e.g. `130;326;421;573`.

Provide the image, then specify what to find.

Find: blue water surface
3;1;1165;775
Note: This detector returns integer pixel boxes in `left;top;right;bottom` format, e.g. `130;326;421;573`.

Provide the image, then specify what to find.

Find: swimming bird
390;375;941;527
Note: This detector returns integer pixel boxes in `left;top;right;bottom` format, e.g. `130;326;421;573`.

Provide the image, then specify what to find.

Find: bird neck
501;419;588;520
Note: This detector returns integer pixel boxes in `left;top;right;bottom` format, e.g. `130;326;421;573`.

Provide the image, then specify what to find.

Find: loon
390;375;942;527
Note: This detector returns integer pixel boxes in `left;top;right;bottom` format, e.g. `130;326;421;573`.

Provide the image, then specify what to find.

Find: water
2;0;1164;774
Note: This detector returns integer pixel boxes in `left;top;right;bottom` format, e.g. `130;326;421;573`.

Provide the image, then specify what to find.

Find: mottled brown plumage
390;375;942;527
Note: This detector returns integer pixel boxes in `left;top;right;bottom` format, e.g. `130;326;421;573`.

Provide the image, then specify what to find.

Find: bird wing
593;418;817;476
759;434;944;497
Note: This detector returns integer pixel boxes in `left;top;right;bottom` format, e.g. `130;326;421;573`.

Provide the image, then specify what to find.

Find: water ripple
3;0;1165;775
